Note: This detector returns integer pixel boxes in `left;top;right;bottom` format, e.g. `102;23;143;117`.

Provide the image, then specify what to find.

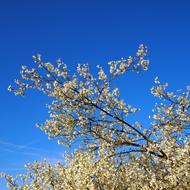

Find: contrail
0;140;58;154
0;168;26;172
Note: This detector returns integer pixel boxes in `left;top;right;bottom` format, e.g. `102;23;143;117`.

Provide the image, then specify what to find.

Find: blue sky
0;0;190;188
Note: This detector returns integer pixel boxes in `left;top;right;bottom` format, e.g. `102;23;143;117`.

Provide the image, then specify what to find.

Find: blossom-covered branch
2;45;190;190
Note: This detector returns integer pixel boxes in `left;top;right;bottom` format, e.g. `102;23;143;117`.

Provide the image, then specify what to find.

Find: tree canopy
1;45;190;190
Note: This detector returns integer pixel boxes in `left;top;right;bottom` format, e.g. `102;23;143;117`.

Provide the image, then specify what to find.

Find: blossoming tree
2;45;190;189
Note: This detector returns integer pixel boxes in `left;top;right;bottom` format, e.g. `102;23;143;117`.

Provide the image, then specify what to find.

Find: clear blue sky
0;0;190;188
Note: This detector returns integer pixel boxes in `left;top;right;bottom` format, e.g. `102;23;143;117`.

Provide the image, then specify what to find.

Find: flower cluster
2;45;190;189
